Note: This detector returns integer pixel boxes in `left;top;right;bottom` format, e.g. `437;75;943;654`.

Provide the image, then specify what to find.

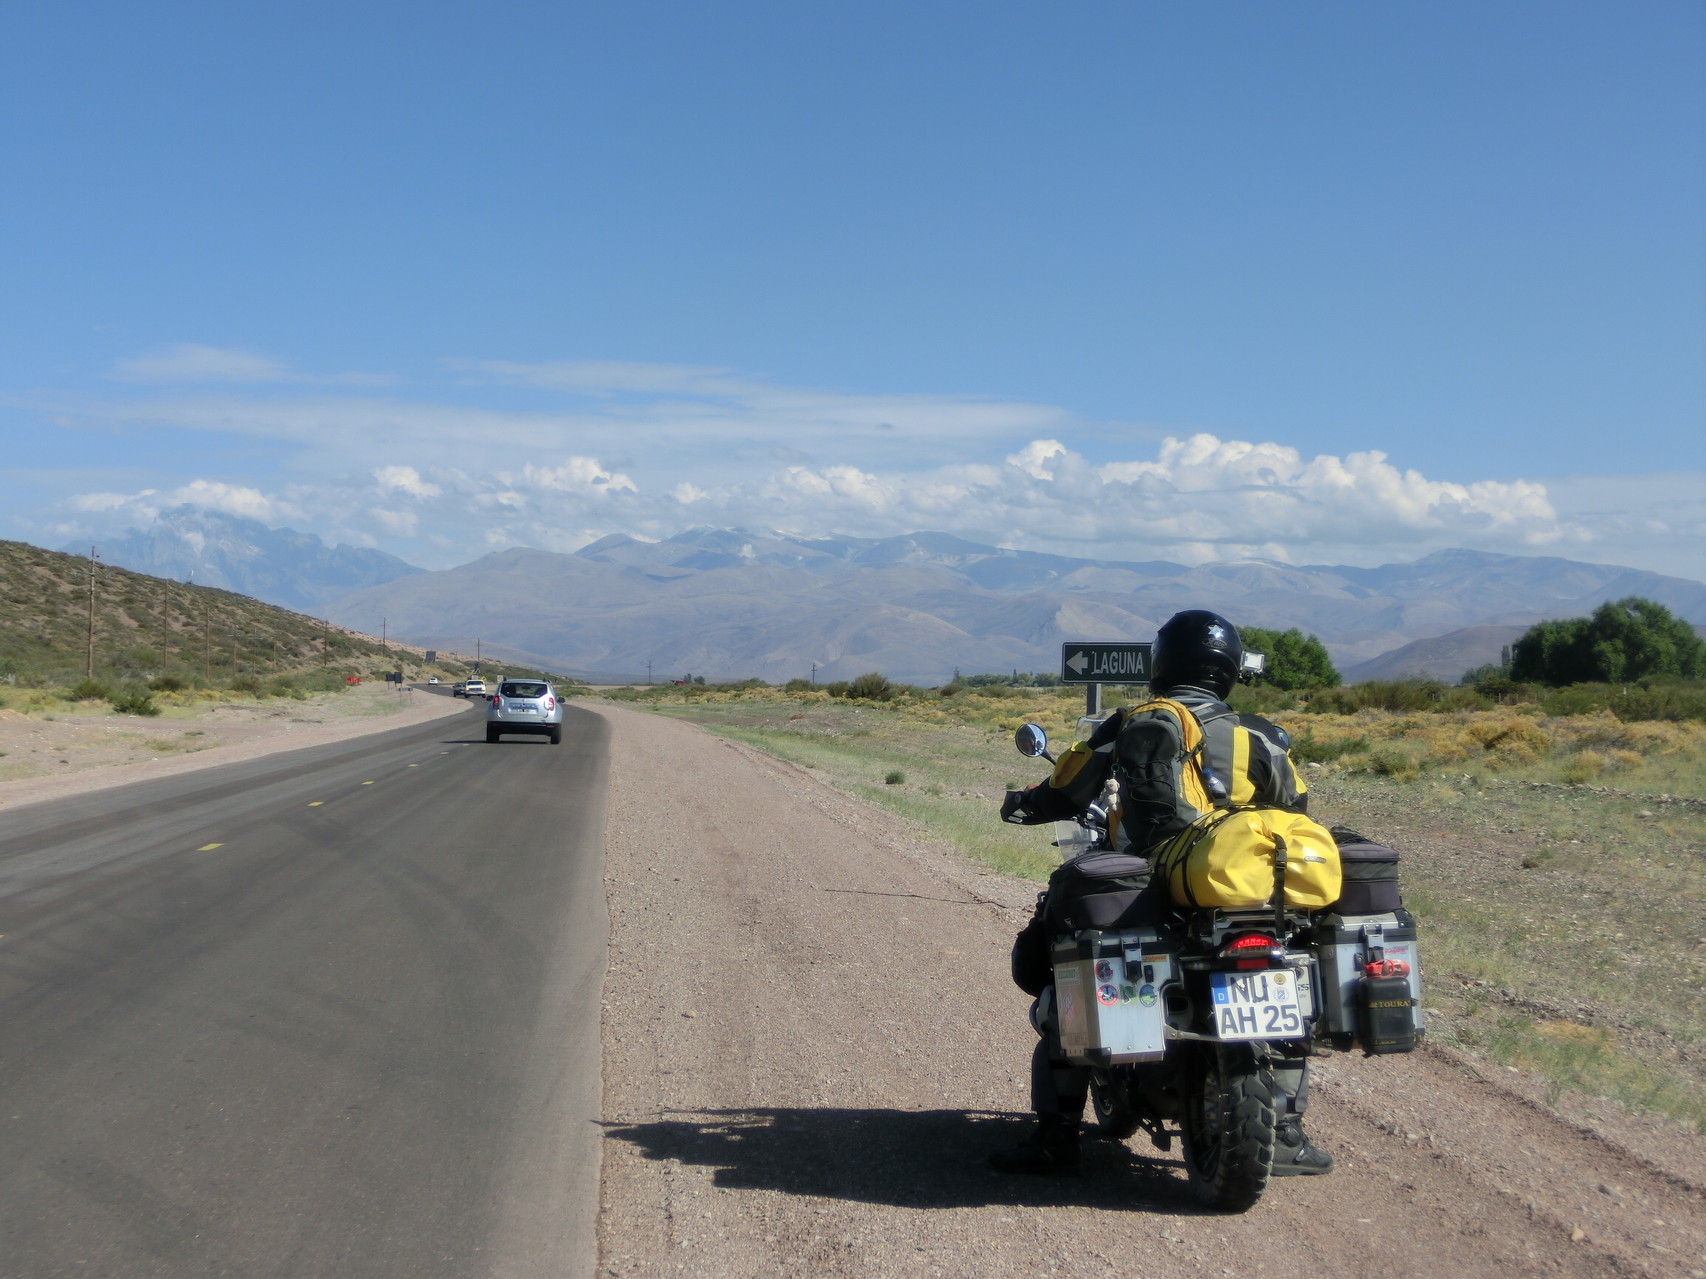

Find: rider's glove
1000;787;1033;824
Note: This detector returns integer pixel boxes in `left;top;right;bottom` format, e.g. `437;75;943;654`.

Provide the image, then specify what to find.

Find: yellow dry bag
1152;806;1342;910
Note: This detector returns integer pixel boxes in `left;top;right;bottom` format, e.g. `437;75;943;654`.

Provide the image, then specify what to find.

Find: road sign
1060;641;1152;685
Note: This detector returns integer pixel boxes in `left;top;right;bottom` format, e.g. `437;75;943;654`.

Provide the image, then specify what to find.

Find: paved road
0;699;609;1278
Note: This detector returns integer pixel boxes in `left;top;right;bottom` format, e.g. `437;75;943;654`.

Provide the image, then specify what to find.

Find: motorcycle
1012;720;1420;1212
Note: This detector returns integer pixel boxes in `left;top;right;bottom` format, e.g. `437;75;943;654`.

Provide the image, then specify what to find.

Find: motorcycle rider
990;609;1334;1177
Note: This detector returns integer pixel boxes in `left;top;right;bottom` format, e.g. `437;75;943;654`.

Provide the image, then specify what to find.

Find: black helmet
1151;609;1243;699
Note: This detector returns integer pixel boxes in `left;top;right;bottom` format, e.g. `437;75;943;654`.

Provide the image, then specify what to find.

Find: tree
1238;626;1341;691
1509;596;1705;687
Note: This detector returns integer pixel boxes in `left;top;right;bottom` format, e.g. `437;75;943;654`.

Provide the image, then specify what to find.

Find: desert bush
148;674;187;692
110;687;161;717
1560;751;1607;784
64;677;113;702
1284;727;1366;764
847;672;894;701
783;678;814;693
824;681;851;698
1539;681;1706;723
1228;684;1299;715
884;770;906;785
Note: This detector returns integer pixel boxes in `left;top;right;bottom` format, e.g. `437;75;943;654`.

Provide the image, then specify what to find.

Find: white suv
486;678;564;744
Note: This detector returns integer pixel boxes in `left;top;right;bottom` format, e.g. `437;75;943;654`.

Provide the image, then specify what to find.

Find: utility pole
322;618;330;664
810;661;817;686
646;660;652;685
476;638;481;674
84;545;99;679
382;617;387;649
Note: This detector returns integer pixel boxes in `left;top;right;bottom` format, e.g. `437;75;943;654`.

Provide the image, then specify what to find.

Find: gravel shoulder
594;704;1706;1279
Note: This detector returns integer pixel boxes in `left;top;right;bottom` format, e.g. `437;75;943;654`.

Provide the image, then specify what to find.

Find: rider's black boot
1270;1117;1334;1176
989;1113;1082;1175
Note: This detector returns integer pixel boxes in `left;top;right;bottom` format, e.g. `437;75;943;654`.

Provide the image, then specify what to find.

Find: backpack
1113;696;1232;848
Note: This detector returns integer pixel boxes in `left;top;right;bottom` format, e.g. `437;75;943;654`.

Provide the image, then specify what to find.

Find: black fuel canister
1358;973;1418;1055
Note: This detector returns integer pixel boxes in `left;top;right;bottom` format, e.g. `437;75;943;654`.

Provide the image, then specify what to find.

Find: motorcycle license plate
1210;970;1303;1040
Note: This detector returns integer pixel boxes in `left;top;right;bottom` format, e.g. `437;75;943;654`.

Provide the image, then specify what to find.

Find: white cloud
111;344;290;385
21;359;1699;578
374;465;441;498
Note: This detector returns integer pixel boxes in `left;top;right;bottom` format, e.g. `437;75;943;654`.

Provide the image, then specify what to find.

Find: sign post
1060;641;1153;717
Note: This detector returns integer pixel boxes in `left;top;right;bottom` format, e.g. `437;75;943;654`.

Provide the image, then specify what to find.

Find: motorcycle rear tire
1089;1074;1140;1140
1180;1042;1277;1212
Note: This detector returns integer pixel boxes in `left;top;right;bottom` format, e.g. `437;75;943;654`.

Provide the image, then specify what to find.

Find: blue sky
3;1;1702;577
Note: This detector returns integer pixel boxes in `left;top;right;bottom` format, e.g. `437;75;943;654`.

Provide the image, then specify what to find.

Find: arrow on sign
1065;650;1089;675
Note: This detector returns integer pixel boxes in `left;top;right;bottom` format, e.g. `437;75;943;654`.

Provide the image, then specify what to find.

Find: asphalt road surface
0;699;609;1278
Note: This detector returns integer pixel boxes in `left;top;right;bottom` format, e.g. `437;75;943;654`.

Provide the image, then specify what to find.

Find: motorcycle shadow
601;1106;1218;1213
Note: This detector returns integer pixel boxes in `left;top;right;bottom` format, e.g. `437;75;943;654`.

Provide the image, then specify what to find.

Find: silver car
485;678;565;744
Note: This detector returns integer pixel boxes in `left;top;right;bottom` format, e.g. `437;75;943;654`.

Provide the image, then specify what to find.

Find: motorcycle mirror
1014;722;1050;759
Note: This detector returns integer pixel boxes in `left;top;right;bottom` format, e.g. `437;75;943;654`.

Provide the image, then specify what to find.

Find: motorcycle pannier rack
1051;929;1175;1067
1313;909;1423;1055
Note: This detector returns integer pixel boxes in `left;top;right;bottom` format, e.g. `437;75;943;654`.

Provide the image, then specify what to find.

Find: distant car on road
464;678;487;699
487;678;564;744
427;676;440;685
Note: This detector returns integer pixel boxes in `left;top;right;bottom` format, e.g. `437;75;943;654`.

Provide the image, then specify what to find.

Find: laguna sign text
1060;641;1153;685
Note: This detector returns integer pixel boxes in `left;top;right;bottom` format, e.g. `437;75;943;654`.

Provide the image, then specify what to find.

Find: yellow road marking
361;780;375;785
197;843;224;851
407;763;419;767
308;801;323;807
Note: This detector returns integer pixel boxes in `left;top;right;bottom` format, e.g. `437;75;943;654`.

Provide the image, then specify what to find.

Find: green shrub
884;770;906;785
1228;684;1299;715
1286;728;1366;764
110;688;161;717
229;674;264;696
783;678;814;693
64;677;112;702
1539;681;1706;723
824;681;851;698
846;672;894;700
148;674;187;692
1304;679;1492;715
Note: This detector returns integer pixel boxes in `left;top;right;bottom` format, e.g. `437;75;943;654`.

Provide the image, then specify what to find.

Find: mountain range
79;508;423;613
302;526;1706;685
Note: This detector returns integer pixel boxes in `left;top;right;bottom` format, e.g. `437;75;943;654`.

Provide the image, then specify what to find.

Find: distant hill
0;539;438;687
320;528;1706;685
1339;626;1529;684
79;508;423;612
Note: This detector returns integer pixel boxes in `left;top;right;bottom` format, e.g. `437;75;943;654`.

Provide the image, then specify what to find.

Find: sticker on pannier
1153;806;1342;910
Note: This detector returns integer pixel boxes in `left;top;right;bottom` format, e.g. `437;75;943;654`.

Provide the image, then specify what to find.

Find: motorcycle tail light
1221;933;1281;971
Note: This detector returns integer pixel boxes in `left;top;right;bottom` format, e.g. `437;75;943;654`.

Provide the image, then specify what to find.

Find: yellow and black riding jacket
1011;687;1306;854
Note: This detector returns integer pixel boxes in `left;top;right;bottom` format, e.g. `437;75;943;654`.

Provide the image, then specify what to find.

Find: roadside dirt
0;684;467;812
594;704;1706;1279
